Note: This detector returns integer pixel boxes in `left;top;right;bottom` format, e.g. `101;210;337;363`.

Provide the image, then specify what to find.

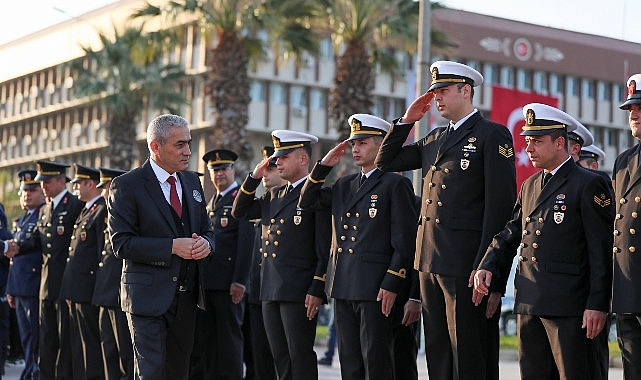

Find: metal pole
413;0;431;191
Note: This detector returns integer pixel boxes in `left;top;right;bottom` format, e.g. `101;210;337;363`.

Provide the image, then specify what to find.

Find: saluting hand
251;157;272;179
320;140;349;167
400;91;435;124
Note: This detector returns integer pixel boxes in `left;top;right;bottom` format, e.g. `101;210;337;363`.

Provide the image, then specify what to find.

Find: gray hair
146;114;189;148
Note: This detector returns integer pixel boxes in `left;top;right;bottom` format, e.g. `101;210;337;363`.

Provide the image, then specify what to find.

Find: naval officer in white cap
232;130;330;380
376;61;516;380
578;144;606;171
612;73;641;379
474;103;613;380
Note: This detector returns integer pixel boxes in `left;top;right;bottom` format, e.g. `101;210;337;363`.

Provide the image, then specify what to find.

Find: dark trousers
248;303;276;380
617;313;641;380
518;314;592;380
127;290;197;380
15;296;39;379
189;290;244;380
390;304;419;380
69;302;104;379
334;299;394;380
39;299;72;380
262;301;318;380
99;306;133;380
590;316;610;380
420;272;490;380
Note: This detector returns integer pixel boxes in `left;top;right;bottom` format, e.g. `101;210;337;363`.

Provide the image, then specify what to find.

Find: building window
566;76;579;97
613;84;625;103
500;67;514;87
310;88;325;109
269;83;285;105
319;38;333;60
250;81;265;102
581;79;595;99
533;71;548;95
597;82;610;101
516;69;531;91
290;86;306;107
483;63;497;85
550;74;563;96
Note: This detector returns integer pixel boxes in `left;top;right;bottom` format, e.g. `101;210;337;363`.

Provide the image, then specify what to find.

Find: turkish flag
490;86;558;191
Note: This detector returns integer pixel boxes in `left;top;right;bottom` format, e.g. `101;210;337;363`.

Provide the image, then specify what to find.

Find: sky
0;0;640;46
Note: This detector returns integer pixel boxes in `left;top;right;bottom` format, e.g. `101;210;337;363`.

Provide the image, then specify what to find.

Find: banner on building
490;86;558;190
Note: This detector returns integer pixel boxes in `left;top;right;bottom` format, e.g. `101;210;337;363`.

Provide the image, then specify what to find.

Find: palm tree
70;25;186;170
320;0;454;141
132;0;320;170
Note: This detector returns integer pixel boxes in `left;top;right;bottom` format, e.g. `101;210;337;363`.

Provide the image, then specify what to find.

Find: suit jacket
60;197;107;303
612;143;641;313
480;159;613;316
92;217;122;308
203;187;254;290
299;164;417;300
232;174;330;303
7;206;44;297
30;190;85;301
246;221;263;305
376;112;516;281
108;160;215;317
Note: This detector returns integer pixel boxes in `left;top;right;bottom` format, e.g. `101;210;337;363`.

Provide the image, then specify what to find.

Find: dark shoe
318;357;332;366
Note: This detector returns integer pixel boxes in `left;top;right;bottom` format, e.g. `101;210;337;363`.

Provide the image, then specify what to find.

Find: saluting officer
473;103;614;379
91;167;133;380
612;73;641;379
59;164;106;379
189;149;254;379
299;114;417;380
31;161;85;380
376;61;516;380
232;131;330;380
4;170;46;380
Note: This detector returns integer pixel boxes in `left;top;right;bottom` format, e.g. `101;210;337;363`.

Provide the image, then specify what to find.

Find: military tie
167;176;182;217
359;174;367;187
542;172;553;189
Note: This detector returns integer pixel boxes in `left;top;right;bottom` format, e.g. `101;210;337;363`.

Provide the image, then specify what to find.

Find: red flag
490;86;558;191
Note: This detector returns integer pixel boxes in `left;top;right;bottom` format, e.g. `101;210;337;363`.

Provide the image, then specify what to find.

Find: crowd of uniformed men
0;61;641;380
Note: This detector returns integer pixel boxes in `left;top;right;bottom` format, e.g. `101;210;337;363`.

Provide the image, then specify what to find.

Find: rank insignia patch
593;194;611;208
498;144;514;158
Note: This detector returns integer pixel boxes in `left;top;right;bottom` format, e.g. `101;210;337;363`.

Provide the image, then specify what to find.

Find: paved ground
3;348;624;379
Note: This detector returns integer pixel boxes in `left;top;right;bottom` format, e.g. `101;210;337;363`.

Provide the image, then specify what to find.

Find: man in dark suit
473;103;613;379
91;167;133;380
4;170;45;380
59;164;106;379
299;113;417;380
189;149;253;379
612;73;641;379
0;202;15;375
232;130;330;380
245;146;282;380
375;61;516;380
107;114;215;380
25;160;85;380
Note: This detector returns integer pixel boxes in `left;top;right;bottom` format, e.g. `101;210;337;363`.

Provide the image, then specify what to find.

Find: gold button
614;230;620;236
522;230;528;236
274;241;279;246
437;201;443;206
277;230;282;235
538;217;544;223
343;225;349;230
47;223;52;227
633;212;638;219
531;256;537;262
620;198;627;204
71;236;75;240
68;247;72;251
46;233;51;238
525;217;531;223
428;183;435;188
444;168;450;173
46;243;51;248
435;218;440;224
270;218;275;224
348;248;354;254
535;230;541;236
341;236;346;241
631;229;637;235
431;165;437;171
353;226;358;230
267;229;271;234
355;213;360;218
613;247;620;253
272;253;277;258
280;219;285;224
426;199;432;204
99;262;104;268
346;212;351;218
532;243;539;249
441;184;447;190
259;248;263;253
519;243;525;248
338;248;343;253
264;253;268;258
66;257;70;262
265;241;270;246
519;256;525;261
73;224;78;228
46;253;51;258
424;216;430;221
636;196;641;203
630;246;636;253
351;237;356;242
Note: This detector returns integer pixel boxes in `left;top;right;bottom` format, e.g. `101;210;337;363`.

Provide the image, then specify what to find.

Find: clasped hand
172;233;211;260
